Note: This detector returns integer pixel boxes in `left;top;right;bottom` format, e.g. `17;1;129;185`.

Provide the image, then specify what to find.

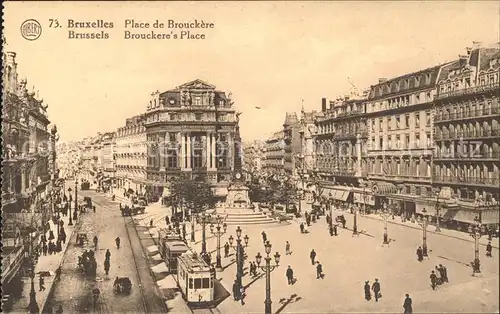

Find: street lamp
197;211;211;256
27;255;39;314
228;226;249;290
417;208;429;257
468;216;486;275
380;204;390;245
255;241;281;314
210;215;227;270
73;179;78;222
67;186;73;226
328;192;334;236
433;187;441;232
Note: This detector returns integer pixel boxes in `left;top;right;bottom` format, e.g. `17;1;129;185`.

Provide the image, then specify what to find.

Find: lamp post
67;186;73;226
417;208;429;257
468;215;485;275
255;241;281;314
228;226;249;290
328;192;334;236
27;256;39;314
197;211;211;256
73;179;78;222
210;215;227;270
190;207;196;242
433;187;441;232
380;204;390;245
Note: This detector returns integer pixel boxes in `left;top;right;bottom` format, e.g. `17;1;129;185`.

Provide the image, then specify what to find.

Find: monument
223;171;253;210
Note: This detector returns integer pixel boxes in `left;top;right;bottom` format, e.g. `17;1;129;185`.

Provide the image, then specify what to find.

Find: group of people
363;279;382;302
429;264;449;290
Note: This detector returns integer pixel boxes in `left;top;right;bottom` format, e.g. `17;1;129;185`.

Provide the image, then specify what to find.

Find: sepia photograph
1;1;499;313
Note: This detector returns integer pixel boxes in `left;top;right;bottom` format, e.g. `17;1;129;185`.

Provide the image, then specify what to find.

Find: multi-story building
433;44;500;228
283;112;301;177
262;131;285;174
1;49;55;290
297;108;318;176
365;65;442;217
143;79;241;197
100;132;116;190
313;94;370;207
242;140;264;176
114;114;148;193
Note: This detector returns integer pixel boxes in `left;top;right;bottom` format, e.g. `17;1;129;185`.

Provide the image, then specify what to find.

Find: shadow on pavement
275;293;302;314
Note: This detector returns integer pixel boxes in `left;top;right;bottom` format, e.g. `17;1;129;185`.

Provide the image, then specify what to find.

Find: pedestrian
93;205;96;213
39;275;46;291
49;230;55;241
56;305;63;313
333;224;338;236
430;270;438;290
434;266;442;285
48;241;53;255
286;265;294;285
341;216;346;229
439;264;448;283
403;294;412;314
310;249;316;265
232;280;240;301
416;246;423;262
150;219;154;227
104;259;110;275
372;278;381;302
261;231;267;243
165;216;170;225
42;243;48;256
285;241;291;255
364;281;371;301
105;249;111;261
240;286;246;305
316;262;323;279
486;241;492;257
300;222;305;234
224;242;230;257
115;237;120;249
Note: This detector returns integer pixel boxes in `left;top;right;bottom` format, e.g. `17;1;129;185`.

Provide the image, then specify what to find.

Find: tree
170;178;216;216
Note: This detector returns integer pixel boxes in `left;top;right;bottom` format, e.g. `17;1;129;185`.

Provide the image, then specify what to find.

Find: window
169;113;177;121
405;115;409;128
415;113;420;127
379;138;383;150
195;113;202;121
189;278;193;289
415;134;420;148
194;278;202;289
387;117;392;130
379;118;383;130
426;133;431;147
405;134;410;149
387;138;392;149
202;278;210;289
415;77;420;87
396;135;401;148
396;116;401;129
169;133;176;142
167;149;177;168
425;111;431;126
194;97;202;106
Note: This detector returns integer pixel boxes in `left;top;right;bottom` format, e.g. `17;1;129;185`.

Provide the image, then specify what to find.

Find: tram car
163;240;189;273
177;252;215;305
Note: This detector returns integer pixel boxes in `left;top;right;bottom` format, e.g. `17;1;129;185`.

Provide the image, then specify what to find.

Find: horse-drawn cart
78;250;97;278
113;277;132;294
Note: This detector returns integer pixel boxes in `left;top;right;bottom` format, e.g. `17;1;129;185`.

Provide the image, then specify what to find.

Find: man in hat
286;265;294;285
403;294;412;313
372;278;381;302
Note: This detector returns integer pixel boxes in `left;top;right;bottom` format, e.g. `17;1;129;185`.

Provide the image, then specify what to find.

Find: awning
353;192;376;206
337;191;350;202
373;182;397;195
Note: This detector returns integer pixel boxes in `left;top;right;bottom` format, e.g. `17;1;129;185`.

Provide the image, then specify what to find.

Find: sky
3;1;499;142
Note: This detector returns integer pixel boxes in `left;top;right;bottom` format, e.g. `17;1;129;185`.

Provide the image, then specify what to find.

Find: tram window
210;278;214;288
202;278;210;288
194;278;202;289
189;278;193;289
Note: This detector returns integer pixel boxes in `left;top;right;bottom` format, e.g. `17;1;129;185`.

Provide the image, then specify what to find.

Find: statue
209;91;215;106
181;90;190;106
236;112;242;123
227;92;234;107
203;92;209;106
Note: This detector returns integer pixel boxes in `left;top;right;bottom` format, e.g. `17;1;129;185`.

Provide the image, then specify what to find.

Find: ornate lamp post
228;226;249;290
255;241;281;314
67;186;73;226
328;192;334;236
417;208;429;257
27;254;39;314
210;215;227;270
190;207;196;242
468;215;486;275
380;204;390;245
197;211;211;255
73;179;78;222
433;187;441;232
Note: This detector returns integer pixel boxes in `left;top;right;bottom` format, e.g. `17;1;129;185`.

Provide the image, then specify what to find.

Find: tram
158;228;188;273
177;252;215;304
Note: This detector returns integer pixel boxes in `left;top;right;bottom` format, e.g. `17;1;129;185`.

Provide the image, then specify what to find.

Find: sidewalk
11;206;80;313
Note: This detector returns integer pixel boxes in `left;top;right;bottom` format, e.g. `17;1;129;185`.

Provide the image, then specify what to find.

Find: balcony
435;82;499;100
332;169;357;177
434;151;500;161
434;128;500;141
433;175;499;187
333;128;368;140
434;105;500;122
369;173;431;182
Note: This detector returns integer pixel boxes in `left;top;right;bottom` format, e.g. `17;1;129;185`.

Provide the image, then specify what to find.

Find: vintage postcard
1;1;499;313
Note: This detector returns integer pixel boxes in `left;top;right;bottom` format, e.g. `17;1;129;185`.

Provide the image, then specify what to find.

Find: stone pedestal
224;183;252;209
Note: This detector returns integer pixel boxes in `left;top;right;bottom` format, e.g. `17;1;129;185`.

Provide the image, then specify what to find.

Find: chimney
344;95;350;101
5;51;17;66
321;98;327;112
458;54;469;66
378;78;387;83
466;47;472;56
472;41;482;49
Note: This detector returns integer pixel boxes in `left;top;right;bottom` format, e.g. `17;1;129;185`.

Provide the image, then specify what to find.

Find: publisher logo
21;19;42;41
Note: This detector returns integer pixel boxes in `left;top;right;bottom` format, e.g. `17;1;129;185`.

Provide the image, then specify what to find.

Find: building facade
143;79;241;197
100;132;116;190
242;140;264;176
283;112;301;177
433;45;500;227
313;94;370;207
114;114;148;193
262;131;285;174
1;50;55;289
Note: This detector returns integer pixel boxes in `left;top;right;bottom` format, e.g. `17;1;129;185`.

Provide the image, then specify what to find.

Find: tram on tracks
158;228;188;273
177;251;215;305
